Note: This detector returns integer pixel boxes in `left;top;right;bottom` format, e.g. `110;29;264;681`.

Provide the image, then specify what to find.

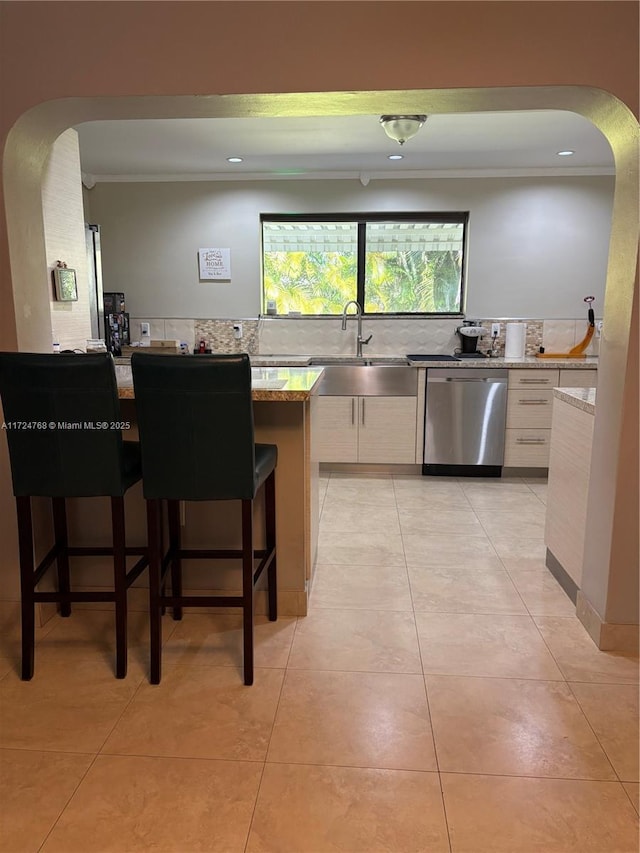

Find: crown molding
87;166;615;184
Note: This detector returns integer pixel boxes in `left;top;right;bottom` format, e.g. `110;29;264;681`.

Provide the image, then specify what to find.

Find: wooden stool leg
111;496;128;679
241;499;254;686
16;496;35;680
147;499;163;684
265;471;277;622
168;500;182;621
52;498;71;617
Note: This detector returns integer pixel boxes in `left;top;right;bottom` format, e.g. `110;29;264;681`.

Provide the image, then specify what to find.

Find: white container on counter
504;323;527;359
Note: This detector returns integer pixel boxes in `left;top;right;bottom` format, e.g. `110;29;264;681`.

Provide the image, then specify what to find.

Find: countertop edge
553;386;596;414
116;355;598;370
117;366;324;401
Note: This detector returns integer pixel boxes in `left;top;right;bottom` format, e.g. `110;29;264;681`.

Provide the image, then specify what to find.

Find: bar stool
130;352;277;686
0;352;147;679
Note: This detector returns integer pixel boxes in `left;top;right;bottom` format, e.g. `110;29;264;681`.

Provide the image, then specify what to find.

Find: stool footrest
67;546;147;557
160;595;244;608
174;548;253;559
34;591;115;603
171;548;271;560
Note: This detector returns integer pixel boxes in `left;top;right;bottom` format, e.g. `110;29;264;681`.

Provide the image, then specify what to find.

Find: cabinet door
358;397;417;464
559;369;598;389
314;396;358;462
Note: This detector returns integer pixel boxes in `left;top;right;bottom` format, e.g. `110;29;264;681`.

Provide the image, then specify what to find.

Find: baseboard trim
576;591;640;652
545;548;578;605
320;463;420;475
503;467;549;478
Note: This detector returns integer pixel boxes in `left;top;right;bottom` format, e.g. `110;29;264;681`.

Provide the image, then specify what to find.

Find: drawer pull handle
361;398;365;425
518;378;551;384
516;437;547;444
351;398;355;425
517;399;549;405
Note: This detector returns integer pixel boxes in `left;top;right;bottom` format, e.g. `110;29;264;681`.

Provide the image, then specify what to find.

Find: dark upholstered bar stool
0;352;147;679
131;352;277;686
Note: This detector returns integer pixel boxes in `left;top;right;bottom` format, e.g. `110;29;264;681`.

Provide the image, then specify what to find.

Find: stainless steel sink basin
309;356;409;366
314;364;417;396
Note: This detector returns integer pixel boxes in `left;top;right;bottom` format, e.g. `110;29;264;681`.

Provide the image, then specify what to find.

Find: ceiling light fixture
227;156;243;163
388;154;404;161
557;150;575;156
379;115;427;145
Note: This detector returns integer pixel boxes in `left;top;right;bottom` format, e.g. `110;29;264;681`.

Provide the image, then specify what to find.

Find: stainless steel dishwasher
423;368;508;477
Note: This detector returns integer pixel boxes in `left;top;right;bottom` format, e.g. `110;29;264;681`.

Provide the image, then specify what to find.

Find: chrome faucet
341;300;372;357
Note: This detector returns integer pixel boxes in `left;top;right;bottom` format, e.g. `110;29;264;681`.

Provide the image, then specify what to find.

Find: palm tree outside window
262;213;467;316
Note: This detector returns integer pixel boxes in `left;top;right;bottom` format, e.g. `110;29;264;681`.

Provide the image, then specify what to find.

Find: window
262;213;467;315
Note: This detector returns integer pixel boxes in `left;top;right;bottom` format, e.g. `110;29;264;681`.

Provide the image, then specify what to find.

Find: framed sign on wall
198;248;231;280
53;266;78;301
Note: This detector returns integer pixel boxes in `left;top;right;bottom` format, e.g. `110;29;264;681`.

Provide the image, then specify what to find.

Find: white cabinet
358;397;418;463
559;369;598;389
504;370;558;468
315;396;417;464
314;396;358;462
503;368;596;468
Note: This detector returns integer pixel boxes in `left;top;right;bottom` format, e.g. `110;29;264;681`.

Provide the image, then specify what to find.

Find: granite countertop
116;365;324;401
405;355;599;369
116;354;598;370
553;386;597;414
254;354;599;369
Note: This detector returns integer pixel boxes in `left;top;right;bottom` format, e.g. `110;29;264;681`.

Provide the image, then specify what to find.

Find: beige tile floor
1;473;638;852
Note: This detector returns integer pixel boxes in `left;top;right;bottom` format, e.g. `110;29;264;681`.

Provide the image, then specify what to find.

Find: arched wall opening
2;86;638;641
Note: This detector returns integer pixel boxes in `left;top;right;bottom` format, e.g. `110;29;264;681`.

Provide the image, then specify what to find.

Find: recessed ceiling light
557;150;575;156
227;156;243;163
388;154;404;161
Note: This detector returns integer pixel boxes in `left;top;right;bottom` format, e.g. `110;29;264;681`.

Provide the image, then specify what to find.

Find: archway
2;85;638;642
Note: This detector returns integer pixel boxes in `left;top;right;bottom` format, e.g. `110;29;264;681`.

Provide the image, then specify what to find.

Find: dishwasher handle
429;376;507;383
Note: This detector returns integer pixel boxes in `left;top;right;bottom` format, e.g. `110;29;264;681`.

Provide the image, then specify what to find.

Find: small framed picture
53;267;78;301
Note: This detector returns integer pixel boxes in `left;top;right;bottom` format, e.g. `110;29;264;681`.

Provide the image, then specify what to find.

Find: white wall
44;129;92;350
88;175;614;320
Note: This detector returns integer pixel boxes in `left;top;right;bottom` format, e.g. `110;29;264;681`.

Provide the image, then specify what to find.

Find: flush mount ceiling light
379;115;427;145
388;154;404;161
227;156;243;163
557;150;575;156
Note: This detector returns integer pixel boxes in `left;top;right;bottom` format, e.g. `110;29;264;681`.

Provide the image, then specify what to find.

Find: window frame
261;211;469;317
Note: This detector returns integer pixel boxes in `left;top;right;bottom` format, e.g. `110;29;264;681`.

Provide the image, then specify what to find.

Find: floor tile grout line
36;750;102;852
242;614;303;853
393;475;454;853
427;768;632;783
242;760;268;853
564;680;631;784
621;783;640;815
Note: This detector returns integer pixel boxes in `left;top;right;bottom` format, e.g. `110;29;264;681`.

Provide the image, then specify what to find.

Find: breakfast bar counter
64;365;324;618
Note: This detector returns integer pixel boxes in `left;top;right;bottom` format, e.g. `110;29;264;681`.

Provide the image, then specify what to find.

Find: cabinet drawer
504;428;551;467
559;369;597;389
506;389;554;429
508;369;559;389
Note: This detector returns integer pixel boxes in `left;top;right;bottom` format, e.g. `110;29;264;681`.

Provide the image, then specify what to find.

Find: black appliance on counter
456;320;485;356
104;291;130;355
407;354;461;362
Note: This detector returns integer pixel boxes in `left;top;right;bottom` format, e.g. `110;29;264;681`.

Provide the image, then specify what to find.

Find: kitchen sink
309;356;409;366
313;363;417;396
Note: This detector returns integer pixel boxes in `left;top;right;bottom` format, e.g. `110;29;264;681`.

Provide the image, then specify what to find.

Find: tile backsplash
128;316;600;358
